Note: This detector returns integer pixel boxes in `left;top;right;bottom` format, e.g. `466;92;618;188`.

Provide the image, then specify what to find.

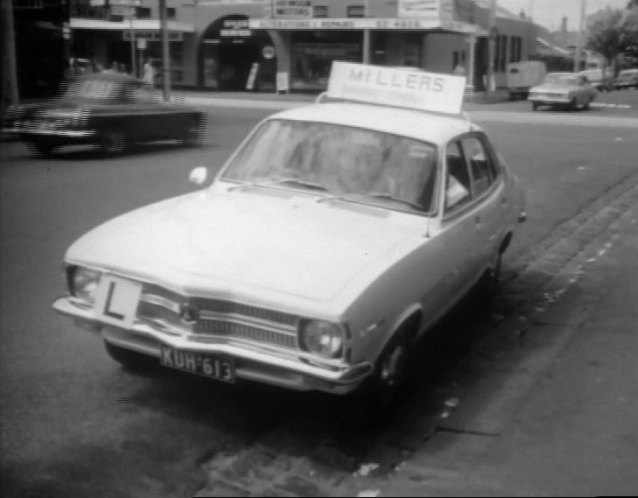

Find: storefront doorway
200;15;275;91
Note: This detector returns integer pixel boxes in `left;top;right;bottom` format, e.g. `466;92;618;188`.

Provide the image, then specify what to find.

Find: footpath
332;188;638;496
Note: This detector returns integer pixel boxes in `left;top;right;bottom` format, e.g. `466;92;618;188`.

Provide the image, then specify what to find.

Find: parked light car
578;68;614;92
52;63;526;406
1;72;206;156
613;69;638;90
528;72;598;111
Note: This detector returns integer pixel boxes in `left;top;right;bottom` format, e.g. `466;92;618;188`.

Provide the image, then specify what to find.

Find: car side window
127;83;157;104
444;141;472;213
460;135;496;198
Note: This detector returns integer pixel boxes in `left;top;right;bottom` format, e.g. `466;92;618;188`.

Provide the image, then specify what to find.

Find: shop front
70;18;194;83
200;15;276;91
249;17;485;93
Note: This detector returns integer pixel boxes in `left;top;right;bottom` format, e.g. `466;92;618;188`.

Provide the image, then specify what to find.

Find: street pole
159;0;170;101
574;0;586;72
363;0;371;64
129;7;137;77
486;0;496;99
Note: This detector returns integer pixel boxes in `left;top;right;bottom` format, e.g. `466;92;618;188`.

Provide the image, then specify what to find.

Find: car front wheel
182;117;203;147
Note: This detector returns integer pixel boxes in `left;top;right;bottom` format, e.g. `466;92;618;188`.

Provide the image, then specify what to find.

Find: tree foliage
586;7;638;64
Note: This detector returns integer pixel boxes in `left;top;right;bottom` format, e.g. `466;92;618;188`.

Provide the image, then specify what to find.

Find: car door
429;139;484;304
125;83;184;141
458;133;508;280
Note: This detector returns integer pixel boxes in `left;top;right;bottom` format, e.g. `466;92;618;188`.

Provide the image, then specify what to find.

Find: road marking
591;103;632;109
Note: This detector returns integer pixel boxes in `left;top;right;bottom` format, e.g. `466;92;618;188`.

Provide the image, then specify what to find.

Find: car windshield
62;78;121;101
221;119;438;213
544;74;577;86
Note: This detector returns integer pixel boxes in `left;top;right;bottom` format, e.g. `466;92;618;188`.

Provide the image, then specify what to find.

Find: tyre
104;341;158;372
100;129;127;155
364;328;411;415
28;141;56;156
569;97;579;111
181;117;203;147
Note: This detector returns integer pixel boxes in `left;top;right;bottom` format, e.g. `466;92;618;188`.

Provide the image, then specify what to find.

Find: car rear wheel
28;141;57;156
569;97;579;111
531;102;539;111
182;117;203;147
100;129;127;155
104;341;158;372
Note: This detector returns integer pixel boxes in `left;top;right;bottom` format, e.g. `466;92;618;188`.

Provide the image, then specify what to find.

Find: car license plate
160;346;235;383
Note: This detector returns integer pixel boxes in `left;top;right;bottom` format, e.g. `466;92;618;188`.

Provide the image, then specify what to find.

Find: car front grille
136;283;299;350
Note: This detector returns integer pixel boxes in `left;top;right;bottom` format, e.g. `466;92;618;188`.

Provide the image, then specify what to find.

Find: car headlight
299;320;345;359
69;266;102;304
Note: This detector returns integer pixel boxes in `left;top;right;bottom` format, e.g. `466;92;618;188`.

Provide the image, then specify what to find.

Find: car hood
66;189;421;303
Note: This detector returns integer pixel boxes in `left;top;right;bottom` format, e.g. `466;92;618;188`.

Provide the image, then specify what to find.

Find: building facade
65;0;539;93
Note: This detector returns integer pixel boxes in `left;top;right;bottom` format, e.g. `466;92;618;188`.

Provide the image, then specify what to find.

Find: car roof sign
327;61;467;115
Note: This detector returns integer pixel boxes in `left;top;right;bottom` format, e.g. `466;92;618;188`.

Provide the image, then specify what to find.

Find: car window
444;141;472;212
221;119;439;213
460;135;496;198
128;84;158;104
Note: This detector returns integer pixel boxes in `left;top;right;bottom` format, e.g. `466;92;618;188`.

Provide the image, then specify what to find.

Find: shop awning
248;17;486;36
70;18;195;33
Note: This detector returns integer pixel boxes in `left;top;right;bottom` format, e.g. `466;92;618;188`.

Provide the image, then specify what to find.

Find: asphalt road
1;102;638;497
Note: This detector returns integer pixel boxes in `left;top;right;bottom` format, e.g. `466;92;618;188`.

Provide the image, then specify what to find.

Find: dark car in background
1;72;206;156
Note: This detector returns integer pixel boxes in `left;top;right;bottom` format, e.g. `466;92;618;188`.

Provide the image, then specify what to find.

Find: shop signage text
327;62;466;115
123;31;183;42
273;0;312;18
221;19;251;37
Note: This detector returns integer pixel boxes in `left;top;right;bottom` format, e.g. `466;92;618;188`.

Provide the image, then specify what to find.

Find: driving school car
1;72;206;156
52;62;526;403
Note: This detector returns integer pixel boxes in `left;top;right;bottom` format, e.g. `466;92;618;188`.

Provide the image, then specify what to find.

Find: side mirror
189;166;209;188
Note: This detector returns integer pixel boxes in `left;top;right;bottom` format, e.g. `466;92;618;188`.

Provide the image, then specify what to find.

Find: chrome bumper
2;127;95;138
52;296;373;395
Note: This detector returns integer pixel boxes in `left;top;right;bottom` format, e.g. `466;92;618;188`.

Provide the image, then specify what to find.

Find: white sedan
53;63;526;406
528;72;598;111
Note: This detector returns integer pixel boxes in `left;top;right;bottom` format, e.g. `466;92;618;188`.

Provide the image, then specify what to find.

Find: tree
628;0;638;10
586;7;638;69
1;0;19;114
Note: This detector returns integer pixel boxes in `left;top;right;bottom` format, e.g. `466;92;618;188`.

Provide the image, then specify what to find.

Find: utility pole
486;0;497;98
1;0;19;111
159;0;170;101
363;0;371;64
574;0;586;72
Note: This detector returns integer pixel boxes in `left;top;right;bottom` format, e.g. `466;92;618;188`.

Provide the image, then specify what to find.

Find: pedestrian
143;59;155;86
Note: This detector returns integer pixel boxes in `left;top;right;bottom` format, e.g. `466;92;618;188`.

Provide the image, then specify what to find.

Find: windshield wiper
229;178;328;193
318;192;423;210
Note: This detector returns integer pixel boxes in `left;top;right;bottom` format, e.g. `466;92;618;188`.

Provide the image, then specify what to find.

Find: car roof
266;102;478;146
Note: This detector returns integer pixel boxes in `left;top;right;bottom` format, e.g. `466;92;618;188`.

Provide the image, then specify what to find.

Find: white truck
506;61;547;100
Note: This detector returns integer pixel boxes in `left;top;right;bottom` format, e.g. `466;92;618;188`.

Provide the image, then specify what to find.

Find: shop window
136;7;151;19
347;5;365;17
167;8;176;20
313;5;328;17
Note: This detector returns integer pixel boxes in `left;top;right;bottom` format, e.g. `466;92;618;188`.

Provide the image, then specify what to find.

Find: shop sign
123;31;183;42
262;46;276;59
327;62;466;115
273;0;313;19
398;0;439;19
220;19;252;37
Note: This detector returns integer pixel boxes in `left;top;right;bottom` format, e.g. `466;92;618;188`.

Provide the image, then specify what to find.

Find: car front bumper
1;127;96;140
52;296;374;395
